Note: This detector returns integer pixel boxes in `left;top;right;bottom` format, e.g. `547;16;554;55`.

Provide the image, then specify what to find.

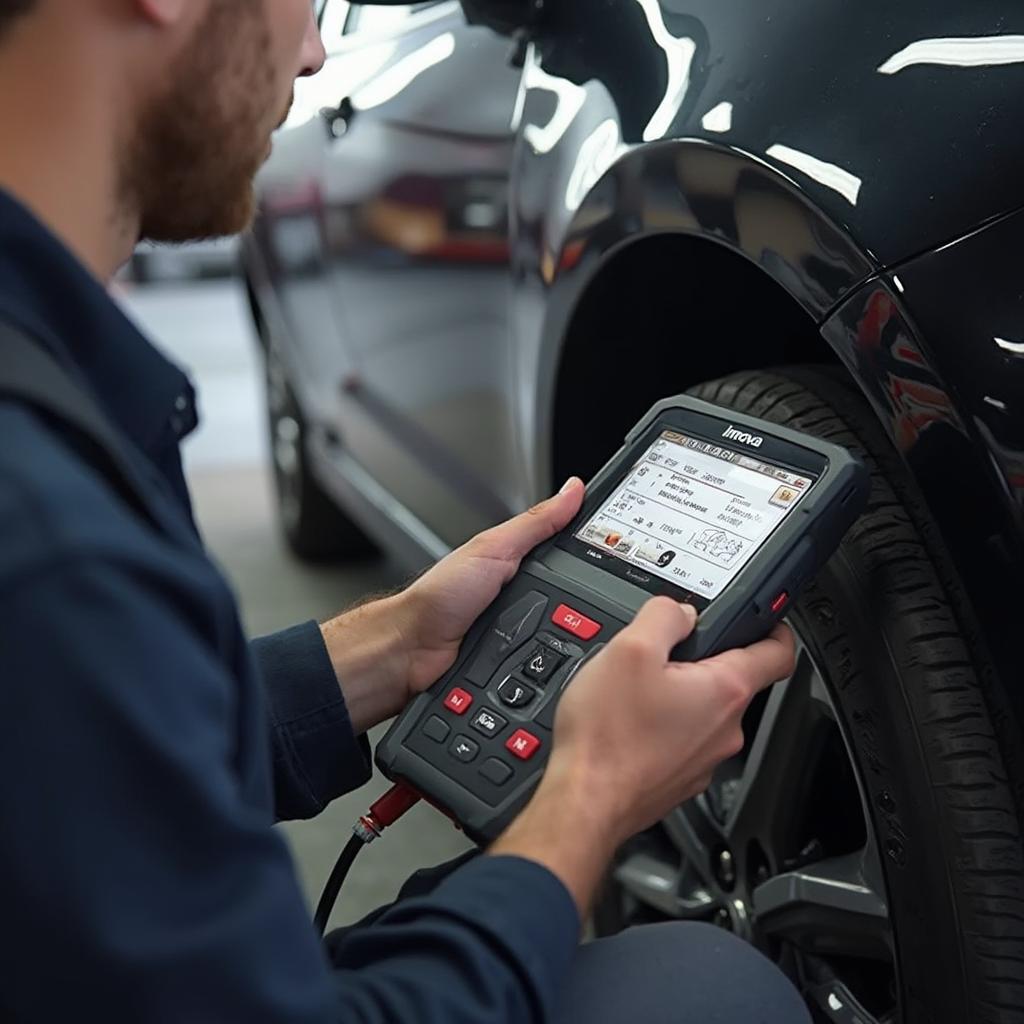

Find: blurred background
115;248;471;930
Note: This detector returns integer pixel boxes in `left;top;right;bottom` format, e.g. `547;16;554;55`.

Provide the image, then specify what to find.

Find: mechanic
0;2;811;1021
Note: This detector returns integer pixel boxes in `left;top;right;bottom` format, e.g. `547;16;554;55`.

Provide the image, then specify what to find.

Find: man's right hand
490;597;796;916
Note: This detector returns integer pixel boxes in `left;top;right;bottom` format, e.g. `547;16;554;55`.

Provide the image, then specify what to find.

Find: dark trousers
555;921;811;1024
328;852;810;1024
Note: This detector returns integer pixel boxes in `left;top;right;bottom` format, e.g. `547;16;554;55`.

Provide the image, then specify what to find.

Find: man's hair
0;0;35;36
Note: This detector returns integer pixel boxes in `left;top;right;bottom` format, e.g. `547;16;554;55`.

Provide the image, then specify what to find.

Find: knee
636;923;811;1023
562;922;811;1024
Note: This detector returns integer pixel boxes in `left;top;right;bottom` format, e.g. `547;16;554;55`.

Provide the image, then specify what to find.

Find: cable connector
314;782;421;934
354;782;421;843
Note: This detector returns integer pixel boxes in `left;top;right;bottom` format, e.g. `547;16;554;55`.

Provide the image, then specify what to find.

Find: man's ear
133;0;191;28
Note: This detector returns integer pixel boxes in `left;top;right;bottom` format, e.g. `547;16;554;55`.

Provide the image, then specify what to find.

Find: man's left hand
397;477;585;695
319;479;584;733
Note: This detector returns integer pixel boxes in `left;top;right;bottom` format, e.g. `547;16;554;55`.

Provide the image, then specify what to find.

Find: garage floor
118;277;471;931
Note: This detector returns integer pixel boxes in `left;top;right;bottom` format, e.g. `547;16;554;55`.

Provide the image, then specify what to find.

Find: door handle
319;96;354;139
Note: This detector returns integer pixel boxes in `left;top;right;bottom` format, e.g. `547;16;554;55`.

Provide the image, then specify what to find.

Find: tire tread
689;368;1024;1023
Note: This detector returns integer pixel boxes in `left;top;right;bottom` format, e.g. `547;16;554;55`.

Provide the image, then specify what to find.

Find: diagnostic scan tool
376;395;869;842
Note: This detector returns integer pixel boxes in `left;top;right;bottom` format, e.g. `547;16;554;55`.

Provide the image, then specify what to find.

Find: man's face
130;0;325;242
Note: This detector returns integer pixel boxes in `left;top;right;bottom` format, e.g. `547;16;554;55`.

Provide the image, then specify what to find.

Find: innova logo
722;425;764;447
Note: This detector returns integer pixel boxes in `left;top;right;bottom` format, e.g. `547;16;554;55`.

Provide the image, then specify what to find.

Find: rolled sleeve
252;620;372;821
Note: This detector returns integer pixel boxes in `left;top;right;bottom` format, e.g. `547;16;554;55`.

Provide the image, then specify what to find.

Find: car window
344;2;439;37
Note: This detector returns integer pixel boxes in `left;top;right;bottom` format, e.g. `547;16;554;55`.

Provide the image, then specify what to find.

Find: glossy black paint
247;0;1024;700
820;264;1024;698
529;0;1024;265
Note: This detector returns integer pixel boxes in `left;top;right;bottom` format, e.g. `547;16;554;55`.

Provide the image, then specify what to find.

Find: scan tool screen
574;430;816;600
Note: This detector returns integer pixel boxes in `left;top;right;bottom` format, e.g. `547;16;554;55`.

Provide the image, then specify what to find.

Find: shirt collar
0;188;198;457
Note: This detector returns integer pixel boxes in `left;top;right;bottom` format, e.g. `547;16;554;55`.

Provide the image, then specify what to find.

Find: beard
124;0;286;242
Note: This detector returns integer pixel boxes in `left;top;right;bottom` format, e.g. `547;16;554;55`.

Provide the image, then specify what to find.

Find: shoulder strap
0;319;163;532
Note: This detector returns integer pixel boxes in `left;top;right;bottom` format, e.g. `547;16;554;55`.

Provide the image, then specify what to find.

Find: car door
253;0;390;433
312;1;525;548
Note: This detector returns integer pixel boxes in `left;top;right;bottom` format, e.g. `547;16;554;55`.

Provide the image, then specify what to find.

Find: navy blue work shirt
0;189;579;1022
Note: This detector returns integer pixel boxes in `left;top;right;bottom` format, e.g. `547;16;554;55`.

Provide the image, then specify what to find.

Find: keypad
401;582;620;814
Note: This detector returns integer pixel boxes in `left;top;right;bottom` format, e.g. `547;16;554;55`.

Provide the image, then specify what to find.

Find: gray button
449;735;480;763
422;715;450;743
479;758;513;786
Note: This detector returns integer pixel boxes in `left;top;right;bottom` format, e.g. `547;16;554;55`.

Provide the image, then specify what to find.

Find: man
0;1;809;1021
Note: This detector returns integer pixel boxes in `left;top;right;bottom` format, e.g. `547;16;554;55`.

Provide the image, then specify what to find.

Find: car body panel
523;0;1024;268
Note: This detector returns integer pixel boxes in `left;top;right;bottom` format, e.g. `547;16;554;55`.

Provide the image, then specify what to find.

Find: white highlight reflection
353;32;455;110
565;118;624;210
995;337;1024;355
766;143;862;206
522;63;587;154
701;101;733;134
879;35;1024;75
636;0;697;141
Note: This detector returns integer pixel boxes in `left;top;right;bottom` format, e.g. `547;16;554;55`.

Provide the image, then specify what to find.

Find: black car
243;3;1024;1021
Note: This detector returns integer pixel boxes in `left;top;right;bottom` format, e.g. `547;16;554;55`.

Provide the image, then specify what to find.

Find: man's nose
299;9;327;78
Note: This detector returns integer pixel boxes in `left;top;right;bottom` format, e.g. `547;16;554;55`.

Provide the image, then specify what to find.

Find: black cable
314;834;366;935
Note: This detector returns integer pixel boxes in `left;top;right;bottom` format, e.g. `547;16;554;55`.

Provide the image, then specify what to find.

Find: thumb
482;477;585;562
619;596;698;658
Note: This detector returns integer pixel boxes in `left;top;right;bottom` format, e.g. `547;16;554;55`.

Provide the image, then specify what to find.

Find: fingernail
679;602;698;622
559;476;581;495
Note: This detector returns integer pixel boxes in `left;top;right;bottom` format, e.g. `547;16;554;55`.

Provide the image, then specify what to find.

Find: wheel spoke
752;850;892;960
662;797;724;879
724;645;831;856
612;849;715;919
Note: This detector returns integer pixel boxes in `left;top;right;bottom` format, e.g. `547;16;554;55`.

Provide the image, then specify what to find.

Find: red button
505;729;541;760
443;687;473;715
770;591;789;614
552;604;602;640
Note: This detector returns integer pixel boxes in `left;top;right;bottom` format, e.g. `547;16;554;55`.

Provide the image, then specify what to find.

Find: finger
479;477;585;562
699;623;796;694
618;596;698;656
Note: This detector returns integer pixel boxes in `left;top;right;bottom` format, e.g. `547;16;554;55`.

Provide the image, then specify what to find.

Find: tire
593;367;1024;1024
263;342;377;563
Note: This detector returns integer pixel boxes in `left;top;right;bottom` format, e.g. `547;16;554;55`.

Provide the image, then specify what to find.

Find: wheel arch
518;139;876;492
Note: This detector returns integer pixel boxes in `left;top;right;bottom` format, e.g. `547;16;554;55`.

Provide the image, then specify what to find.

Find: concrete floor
117;277;471;930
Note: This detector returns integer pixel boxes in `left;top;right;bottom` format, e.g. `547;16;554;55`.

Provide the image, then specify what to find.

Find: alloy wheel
604;631;898;1023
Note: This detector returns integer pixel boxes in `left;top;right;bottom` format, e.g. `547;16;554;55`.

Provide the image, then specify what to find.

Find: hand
394;477;585;696
319;478;584;733
491;598;795;914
